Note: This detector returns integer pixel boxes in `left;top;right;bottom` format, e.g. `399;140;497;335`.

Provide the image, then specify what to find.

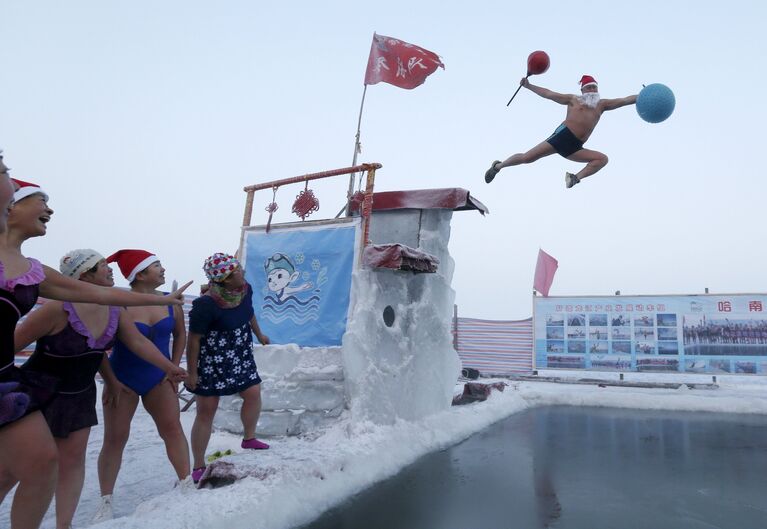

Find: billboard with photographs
534;294;767;374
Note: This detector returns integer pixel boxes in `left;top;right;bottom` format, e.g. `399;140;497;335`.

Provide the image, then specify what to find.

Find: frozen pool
300;406;767;529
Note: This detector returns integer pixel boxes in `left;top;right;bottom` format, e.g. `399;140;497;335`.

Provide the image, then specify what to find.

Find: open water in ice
300;406;767;529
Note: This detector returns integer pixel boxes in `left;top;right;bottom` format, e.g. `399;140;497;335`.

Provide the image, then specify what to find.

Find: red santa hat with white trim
11;178;49;203
579;75;598;89
107;249;158;282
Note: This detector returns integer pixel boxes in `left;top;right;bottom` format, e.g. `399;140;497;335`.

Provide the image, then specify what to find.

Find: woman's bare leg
53;427;90;529
142;381;190;480
0;412;58;529
96;391;139;496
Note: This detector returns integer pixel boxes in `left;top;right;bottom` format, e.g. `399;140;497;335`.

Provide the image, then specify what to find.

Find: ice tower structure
214;185;487;435
343;189;487;424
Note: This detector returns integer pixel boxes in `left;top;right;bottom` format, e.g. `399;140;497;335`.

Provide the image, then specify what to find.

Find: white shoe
92;494;113;524
565;172;580;189
175;475;196;492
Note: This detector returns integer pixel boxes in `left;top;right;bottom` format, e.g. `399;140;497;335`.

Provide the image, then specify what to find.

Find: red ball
527;51;550;76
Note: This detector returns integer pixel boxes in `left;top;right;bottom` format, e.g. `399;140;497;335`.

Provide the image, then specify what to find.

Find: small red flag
364;33;444;89
534;249;558;297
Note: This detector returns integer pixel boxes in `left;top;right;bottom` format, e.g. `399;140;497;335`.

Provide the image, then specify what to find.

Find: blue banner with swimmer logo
243;222;357;346
534;294;767;374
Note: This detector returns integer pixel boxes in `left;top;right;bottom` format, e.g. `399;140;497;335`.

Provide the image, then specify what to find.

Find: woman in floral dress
185;253;269;483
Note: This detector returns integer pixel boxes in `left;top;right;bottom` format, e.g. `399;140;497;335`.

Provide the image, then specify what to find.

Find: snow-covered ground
3;372;766;529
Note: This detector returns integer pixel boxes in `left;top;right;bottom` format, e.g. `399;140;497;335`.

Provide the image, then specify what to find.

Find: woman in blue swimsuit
93;249;190;522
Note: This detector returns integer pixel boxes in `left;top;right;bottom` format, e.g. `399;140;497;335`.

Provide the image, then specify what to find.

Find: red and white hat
107;249;158;282
11;178;48;203
579;75;598;89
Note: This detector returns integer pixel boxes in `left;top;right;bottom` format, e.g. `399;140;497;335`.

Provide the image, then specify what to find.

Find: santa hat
11;178;48;203
60;249;104;279
107;249;158;282
579;75;598;89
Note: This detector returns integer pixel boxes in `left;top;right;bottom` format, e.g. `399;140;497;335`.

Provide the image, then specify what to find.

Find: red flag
364;33;444;89
533;249;558;297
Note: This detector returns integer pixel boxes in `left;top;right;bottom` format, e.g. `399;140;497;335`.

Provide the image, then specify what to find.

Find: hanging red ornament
265;186;279;232
292;182;320;220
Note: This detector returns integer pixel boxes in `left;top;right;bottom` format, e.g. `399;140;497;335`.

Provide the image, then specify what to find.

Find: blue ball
636;83;675;123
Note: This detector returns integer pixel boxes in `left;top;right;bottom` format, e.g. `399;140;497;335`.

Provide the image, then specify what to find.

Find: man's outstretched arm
522;78;572;105
601;95;637;111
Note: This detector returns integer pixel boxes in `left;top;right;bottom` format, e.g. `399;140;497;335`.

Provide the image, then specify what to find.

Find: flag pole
345;84;368;216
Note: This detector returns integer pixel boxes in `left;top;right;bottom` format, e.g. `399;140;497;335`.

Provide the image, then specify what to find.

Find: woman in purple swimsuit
94;249;190;521
15;249;186;529
0;156;189;529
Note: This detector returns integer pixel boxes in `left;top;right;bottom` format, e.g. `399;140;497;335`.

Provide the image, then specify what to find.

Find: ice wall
214;344;346;436
342;209;461;424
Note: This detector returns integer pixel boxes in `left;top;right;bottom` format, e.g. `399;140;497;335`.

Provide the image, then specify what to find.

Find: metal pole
243;164;381;193
346;85;368;215
506;75;529;106
360;165;376;250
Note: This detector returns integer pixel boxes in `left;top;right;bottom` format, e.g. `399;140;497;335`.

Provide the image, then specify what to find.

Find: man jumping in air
485;75;637;188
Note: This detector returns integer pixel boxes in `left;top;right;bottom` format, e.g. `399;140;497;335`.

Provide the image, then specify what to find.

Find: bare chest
567;102;601;122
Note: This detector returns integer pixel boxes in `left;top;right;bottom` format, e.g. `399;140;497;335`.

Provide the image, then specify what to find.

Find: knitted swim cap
203;253;240;282
60;249;104;279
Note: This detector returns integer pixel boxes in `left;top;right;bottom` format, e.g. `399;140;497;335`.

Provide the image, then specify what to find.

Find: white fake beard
579;92;600;108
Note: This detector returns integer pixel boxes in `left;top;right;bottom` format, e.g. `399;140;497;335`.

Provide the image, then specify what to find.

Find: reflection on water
299;407;767;529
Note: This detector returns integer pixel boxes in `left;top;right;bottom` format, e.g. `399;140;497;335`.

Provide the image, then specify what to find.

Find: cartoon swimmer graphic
264;253;313;301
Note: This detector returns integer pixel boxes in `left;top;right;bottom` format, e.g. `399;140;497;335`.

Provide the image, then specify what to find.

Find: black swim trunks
546;124;584;158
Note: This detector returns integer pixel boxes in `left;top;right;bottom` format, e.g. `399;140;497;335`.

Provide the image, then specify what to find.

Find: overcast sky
2;1;765;319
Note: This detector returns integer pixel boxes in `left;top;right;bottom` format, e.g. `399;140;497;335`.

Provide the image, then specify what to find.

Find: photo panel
612;341;631;354
546;340;564;353
635;341;656;355
546;313;564;326
658;341;679;355
612;327;631;340
547;355;585;369
546;327;564;340
657;313;677;327
568;340;586;353
658;327;678;341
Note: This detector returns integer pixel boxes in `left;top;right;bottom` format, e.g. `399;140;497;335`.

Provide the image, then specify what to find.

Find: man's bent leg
498;141;557;169
566;149;608;181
